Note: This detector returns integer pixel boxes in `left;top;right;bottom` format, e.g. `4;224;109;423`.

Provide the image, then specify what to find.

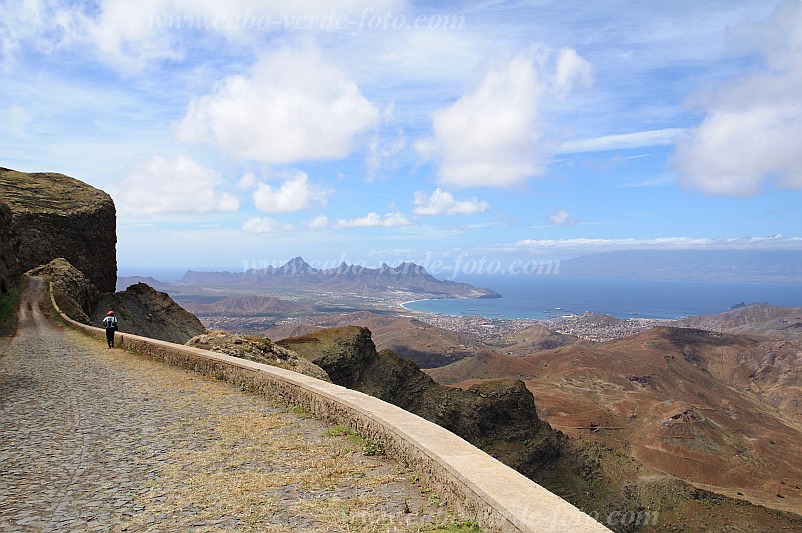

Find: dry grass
66;332;476;532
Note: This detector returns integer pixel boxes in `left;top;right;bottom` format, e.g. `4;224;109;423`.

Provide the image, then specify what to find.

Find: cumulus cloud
252;172;331;213
674;0;802;196
417;48;592;188
177;45;380;163
334;212;410;228
115;155;238;216
413;188;489;215
241;217;292;234
416;54;546;188
548;209;578;226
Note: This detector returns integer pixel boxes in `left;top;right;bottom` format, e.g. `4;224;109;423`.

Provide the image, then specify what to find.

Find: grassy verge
0;283;21;337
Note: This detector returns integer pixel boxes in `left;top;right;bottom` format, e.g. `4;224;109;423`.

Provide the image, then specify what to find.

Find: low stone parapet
49;282;608;533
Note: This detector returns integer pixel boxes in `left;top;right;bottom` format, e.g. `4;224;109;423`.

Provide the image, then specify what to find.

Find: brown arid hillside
429;326;802;519
0;167;117;293
503;322;590;354
181;295;312;316
278;326;802;532
676;302;802;340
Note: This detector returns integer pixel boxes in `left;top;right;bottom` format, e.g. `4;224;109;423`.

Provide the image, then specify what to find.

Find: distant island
176;257;501;300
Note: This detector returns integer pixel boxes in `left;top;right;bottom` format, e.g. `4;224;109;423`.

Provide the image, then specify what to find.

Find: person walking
102;310;118;348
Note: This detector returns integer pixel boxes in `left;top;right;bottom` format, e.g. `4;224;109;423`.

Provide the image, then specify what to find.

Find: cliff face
0;167;117;293
0;201;17;294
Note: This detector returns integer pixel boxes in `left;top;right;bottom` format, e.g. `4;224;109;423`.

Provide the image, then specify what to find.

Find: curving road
0;278;444;532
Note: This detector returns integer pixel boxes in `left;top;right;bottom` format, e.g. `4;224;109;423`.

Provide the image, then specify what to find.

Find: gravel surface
0;278;468;532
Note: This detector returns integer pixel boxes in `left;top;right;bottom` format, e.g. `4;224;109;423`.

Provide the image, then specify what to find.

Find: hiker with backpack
102;310;118;348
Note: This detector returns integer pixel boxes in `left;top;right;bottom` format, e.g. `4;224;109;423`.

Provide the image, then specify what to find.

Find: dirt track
0;278;455;532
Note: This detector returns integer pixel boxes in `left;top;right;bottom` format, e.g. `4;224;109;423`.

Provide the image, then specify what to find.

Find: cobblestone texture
0;279;460;532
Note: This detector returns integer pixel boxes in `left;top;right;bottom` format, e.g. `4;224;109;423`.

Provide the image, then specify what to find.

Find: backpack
103;316;118;329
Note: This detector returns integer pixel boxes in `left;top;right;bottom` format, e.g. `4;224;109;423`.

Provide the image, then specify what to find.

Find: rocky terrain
93;282;205;345
276;325;802;532
0;167;117;293
277;326;549;454
185;330;330;382
429;325;802;523
267;311;487;368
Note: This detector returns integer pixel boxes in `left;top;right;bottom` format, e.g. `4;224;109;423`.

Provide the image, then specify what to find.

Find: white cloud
176;44;380;163
559;128;685;154
674;0;802;196
334;212;410;228
413;188;489;216
417;48;592;188
554;48;594;96
548;209;578;226
416;53;547;188
366;128;405;179
306;215;330;230
241;217;292;234
507;235;802;255
1;1;407;69
115;155;238;216
252;172;331;213
236;172;257;190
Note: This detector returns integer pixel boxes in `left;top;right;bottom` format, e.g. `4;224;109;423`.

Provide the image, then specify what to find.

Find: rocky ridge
179;256;501;299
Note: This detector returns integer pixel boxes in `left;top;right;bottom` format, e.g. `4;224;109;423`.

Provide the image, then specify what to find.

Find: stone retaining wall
49;282;608;533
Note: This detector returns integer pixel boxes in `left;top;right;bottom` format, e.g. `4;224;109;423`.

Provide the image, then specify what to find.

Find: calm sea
402;275;802;320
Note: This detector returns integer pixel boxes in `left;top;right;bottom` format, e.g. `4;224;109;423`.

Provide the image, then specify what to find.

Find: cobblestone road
0;279;458;532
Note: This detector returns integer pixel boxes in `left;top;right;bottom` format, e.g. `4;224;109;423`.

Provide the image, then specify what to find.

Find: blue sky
2;0;801;274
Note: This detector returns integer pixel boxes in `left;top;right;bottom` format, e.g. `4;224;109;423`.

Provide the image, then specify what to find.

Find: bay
402;275;802;320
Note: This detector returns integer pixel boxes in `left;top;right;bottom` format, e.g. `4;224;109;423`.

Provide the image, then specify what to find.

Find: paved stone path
0;279;463;532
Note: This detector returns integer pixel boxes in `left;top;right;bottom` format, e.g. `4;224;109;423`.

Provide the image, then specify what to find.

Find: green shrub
0;284;21;335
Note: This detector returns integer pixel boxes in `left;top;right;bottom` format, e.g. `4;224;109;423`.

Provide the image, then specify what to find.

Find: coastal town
402;311;672;344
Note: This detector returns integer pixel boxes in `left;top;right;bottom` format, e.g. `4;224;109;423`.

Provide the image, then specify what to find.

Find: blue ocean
402;275;802;320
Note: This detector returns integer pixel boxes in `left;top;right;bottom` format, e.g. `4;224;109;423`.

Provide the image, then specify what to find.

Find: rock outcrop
186;330;330;382
92;283;205;344
29;258;98;324
277;326;551;461
0;167;117;293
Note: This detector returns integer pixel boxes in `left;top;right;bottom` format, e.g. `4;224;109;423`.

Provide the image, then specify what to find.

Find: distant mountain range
558;249;802;282
177;256;501;299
